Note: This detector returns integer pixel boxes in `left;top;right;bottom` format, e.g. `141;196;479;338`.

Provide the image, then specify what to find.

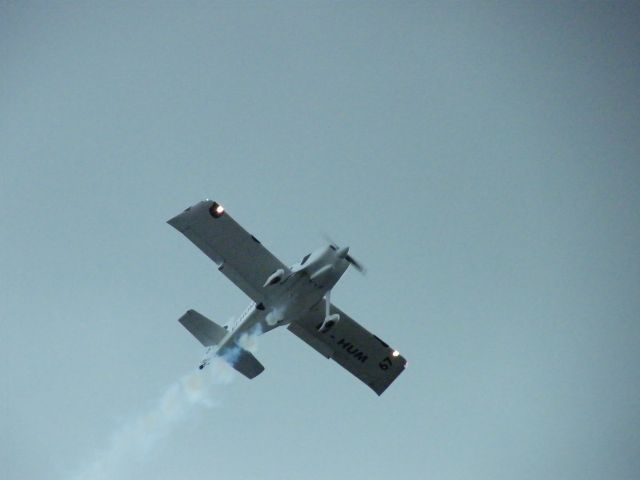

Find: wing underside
168;200;289;303
288;303;407;395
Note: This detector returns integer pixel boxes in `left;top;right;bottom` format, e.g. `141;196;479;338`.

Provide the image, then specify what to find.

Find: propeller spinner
324;234;366;274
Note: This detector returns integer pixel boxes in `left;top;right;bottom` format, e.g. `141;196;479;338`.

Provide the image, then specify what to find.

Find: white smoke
221;323;264;364
69;326;263;480
265;307;285;326
238;323;263;352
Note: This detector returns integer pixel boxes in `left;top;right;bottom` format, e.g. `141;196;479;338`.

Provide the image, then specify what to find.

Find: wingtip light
209;202;225;218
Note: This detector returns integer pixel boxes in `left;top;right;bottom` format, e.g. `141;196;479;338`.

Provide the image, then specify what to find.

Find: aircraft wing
168;200;289;304
288;303;407;395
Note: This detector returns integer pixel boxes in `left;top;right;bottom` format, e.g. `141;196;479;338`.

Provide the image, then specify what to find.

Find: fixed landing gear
319;319;336;333
318;290;340;333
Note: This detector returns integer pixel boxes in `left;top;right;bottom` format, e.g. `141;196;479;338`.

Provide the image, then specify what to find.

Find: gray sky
2;2;639;479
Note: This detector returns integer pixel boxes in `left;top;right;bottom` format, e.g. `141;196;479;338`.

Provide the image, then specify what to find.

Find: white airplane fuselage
200;244;351;368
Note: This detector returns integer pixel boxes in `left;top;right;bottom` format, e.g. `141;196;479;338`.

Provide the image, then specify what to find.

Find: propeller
346;254;366;273
322;234;367;274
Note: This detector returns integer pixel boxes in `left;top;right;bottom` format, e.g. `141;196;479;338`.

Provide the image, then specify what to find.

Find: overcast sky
2;2;639;480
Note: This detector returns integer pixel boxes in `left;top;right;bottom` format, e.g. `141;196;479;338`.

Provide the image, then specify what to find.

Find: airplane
168;200;407;395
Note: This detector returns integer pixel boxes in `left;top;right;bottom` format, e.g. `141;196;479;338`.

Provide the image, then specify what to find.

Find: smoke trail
221;323;264;364
238;323;263;352
69;327;262;480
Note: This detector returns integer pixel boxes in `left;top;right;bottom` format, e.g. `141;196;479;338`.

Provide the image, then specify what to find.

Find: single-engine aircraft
168;200;406;395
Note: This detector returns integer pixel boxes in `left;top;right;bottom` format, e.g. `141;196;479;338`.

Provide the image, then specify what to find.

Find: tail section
178;309;265;379
179;309;227;346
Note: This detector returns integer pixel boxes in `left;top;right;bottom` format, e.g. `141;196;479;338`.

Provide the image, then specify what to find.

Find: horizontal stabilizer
218;345;265;379
179;309;227;347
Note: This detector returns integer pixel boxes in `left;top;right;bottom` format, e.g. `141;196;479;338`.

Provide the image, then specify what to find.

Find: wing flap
288;303;407;395
288;321;334;359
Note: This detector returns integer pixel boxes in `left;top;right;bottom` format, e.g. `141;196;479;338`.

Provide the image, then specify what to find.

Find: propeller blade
345;254;366;274
321;233;339;250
